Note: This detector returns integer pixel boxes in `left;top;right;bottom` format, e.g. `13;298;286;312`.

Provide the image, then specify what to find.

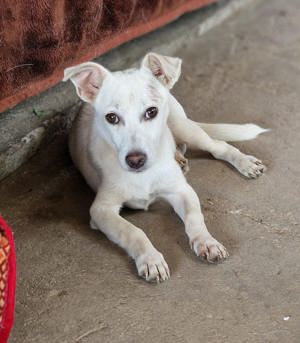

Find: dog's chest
122;179;156;210
124;197;154;210
117;156;183;210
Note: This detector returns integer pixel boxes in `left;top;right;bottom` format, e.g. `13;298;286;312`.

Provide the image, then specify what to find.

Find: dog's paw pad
136;251;170;283
191;236;229;263
237;155;266;179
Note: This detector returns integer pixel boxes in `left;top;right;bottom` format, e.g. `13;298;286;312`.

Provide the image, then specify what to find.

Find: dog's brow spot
129;92;135;103
148;82;161;102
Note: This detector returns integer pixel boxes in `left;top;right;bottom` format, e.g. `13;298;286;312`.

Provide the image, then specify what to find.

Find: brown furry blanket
0;0;214;112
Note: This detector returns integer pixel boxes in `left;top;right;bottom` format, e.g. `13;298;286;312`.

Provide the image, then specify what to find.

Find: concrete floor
1;0;300;342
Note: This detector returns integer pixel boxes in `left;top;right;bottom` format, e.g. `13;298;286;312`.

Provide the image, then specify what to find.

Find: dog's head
63;53;182;172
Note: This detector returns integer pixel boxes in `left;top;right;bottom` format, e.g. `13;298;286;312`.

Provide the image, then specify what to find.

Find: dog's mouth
126;165;147;173
124;161;148;173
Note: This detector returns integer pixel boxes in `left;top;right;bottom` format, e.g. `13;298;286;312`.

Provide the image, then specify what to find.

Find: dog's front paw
191;236;229;263
236;155;266;178
135;250;170;283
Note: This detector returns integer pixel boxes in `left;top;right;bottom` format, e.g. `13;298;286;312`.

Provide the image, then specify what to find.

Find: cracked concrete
0;0;300;342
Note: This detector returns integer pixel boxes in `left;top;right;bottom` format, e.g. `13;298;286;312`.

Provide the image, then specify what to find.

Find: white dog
63;52;267;282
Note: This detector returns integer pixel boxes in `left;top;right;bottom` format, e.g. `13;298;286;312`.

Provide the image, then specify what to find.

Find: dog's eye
105;112;120;125
144;107;158;120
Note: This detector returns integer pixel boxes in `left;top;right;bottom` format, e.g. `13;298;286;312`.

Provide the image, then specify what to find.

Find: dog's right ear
63;62;109;103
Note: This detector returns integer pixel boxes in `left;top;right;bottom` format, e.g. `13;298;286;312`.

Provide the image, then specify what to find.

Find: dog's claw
191;236;228;263
236;155;266;179
136;250;170;283
144;266;149;278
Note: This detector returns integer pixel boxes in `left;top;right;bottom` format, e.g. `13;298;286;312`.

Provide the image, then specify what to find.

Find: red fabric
0;0;215;112
0;217;16;343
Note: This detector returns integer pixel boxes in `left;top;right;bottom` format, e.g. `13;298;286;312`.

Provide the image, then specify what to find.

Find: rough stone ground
1;0;300;342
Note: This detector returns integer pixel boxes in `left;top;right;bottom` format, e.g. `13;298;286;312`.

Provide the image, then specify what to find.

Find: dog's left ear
141;52;182;89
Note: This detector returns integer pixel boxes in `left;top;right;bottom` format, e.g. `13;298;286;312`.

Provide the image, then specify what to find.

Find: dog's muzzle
125;151;147;170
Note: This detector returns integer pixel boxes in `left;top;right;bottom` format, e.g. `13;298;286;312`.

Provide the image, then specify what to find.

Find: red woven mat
0;217;16;343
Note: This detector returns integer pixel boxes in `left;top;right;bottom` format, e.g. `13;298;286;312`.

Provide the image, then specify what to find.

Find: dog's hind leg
168;96;266;178
175;147;189;174
170;97;189;173
90;190;170;283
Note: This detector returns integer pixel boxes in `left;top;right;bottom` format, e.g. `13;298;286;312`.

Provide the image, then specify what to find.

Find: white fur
199;123;269;142
63;52;267;282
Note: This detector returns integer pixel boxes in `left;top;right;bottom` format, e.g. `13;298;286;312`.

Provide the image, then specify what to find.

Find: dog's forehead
98;69;163;110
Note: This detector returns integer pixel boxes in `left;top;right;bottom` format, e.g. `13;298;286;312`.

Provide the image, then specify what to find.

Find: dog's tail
199;123;269;142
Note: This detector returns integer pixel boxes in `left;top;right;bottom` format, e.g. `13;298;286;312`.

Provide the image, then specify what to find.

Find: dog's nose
125;151;147;169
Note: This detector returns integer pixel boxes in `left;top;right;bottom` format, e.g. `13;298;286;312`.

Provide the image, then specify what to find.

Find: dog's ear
141;52;182;89
63;62;109;103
